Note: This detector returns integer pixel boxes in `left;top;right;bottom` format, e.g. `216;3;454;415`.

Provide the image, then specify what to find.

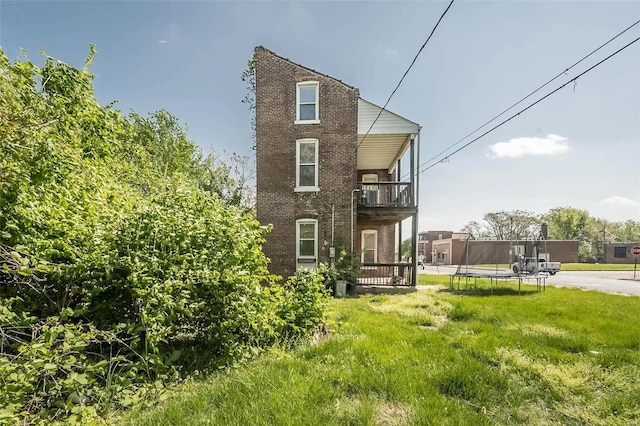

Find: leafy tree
607;219;640;242
129;109;200;178
460;220;490;239
544;207;590;241
466;210;541;240
401;237;412;259
190;150;256;210
241;55;256;148
128;109;255;209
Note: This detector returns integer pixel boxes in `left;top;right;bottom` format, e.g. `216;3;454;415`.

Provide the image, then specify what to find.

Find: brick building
431;238;579;265
605;243;640;264
255;47;421;284
417;231;454;259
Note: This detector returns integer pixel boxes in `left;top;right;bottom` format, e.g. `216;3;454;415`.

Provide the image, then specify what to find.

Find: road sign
632;246;640;256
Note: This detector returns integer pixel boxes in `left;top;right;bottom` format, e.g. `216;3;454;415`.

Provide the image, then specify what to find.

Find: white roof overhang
357;98;420;173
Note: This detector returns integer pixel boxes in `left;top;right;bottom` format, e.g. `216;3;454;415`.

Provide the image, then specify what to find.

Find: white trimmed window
361;230;378;264
296;219;318;269
295;81;319;124
361;173;379;205
295;139;319;192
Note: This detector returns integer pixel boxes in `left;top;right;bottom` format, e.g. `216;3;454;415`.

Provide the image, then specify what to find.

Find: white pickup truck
512;258;561;275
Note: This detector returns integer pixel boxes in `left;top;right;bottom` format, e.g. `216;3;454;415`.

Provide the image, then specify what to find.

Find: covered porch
354;98;421;287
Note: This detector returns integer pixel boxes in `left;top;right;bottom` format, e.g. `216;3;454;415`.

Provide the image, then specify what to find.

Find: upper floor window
295;81;319;124
295;139;319;192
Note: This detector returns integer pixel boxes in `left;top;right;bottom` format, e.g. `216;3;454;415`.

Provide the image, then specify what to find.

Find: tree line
461;209;640;262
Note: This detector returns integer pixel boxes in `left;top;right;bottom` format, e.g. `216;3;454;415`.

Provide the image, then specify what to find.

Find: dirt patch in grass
374;401;412;426
367;292;453;329
334;396;362;420
510;323;570;338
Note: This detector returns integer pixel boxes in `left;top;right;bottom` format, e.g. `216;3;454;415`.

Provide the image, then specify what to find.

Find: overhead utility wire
357;0;455;149
402;19;640;180
415;36;640;176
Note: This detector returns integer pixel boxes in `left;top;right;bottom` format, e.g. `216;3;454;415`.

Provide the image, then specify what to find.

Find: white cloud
158;40;167;44
488;134;569;159
601;196;640;207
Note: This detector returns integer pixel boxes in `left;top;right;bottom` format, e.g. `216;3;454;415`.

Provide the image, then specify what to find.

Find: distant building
431;238;579;265
605;243;640;264
417;231;453;259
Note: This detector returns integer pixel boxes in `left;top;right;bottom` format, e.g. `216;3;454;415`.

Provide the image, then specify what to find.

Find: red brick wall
255;47;359;279
356;219;396;263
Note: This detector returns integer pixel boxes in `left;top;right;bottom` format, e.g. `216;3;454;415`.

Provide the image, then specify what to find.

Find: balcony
357;181;417;222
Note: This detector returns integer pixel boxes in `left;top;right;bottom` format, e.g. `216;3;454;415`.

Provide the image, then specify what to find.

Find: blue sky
2;1;638;232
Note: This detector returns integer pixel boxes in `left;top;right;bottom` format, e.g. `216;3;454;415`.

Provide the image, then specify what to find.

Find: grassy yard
125;285;639;426
562;263;636;271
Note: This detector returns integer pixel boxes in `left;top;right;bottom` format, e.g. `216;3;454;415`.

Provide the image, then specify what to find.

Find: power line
403;19;640;180
357;0;455;149
416;36;640;177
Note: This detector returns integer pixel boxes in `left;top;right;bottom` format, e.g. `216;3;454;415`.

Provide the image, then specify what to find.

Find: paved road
419;265;640;296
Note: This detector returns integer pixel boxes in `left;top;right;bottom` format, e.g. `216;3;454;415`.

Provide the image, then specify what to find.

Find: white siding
358;99;420;135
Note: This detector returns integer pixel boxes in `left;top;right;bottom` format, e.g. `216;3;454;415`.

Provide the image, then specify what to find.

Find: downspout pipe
351;189;360;254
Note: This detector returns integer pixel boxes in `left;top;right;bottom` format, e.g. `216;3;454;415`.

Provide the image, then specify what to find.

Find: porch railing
358;182;413;208
359;262;414;286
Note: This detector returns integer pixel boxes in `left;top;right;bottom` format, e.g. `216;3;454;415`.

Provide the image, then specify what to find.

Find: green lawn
125;286;640;426
419;273;453;285
561;263;636;271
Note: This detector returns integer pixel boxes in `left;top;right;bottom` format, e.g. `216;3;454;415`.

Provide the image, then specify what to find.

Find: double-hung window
361;230;378;264
295;139;319;191
296;219;318;269
295;81;319;124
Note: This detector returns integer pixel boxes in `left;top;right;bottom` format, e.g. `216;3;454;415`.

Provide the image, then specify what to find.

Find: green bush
276;270;330;344
0;47;330;424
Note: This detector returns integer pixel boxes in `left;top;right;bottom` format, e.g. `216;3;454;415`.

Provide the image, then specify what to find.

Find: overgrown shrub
275;270;330;344
0;46;329;424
